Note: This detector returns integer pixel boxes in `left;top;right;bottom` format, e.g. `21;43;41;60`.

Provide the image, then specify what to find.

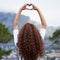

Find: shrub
0;22;13;43
0;48;12;59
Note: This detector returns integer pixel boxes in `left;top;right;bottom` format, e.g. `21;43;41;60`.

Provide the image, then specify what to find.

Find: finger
27;3;32;6
27;4;29;6
31;4;36;7
26;3;30;6
29;4;32;6
23;3;28;7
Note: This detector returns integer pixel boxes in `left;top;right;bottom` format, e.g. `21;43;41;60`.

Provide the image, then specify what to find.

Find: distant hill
0;12;30;33
0;12;59;33
0;12;60;49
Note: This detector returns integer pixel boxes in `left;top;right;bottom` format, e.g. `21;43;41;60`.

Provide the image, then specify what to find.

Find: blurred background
0;0;60;60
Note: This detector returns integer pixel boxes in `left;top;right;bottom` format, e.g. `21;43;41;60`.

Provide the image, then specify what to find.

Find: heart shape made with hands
26;4;33;10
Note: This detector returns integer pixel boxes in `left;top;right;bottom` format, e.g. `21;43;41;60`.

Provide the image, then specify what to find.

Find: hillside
0;12;60;50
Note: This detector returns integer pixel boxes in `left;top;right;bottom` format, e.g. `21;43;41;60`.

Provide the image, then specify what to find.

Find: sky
0;0;60;26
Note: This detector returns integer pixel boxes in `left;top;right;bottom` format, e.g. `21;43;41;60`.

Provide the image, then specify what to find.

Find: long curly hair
17;23;45;60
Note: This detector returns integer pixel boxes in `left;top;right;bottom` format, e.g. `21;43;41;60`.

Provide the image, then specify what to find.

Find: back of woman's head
17;23;45;60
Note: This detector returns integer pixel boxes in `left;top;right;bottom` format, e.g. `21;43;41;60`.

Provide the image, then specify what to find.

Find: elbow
42;24;47;29
14;23;18;29
45;24;47;27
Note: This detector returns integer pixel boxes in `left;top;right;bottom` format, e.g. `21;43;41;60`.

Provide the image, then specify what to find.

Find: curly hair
17;23;45;60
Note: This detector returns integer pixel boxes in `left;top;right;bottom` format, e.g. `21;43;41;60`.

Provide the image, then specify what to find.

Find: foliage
54;40;59;44
0;48;12;59
0;22;13;43
49;29;60;40
49;29;60;44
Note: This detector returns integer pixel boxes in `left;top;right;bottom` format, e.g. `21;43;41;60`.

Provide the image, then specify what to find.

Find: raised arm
14;4;28;29
32;4;47;29
37;9;47;29
14;9;21;29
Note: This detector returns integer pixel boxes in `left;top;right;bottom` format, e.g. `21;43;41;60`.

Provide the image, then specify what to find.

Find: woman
13;3;47;60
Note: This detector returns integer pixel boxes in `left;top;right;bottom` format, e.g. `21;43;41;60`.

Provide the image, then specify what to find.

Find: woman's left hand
20;3;28;10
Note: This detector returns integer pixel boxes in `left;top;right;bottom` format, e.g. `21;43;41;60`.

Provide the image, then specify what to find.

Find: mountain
0;12;60;50
0;12;30;33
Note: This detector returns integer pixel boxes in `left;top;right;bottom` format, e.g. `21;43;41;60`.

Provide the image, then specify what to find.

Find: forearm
14;9;22;29
37;9;47;28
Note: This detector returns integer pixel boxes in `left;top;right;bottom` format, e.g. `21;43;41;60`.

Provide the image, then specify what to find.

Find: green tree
0;22;13;43
49;29;60;47
0;22;13;59
49;29;60;40
0;48;12;59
